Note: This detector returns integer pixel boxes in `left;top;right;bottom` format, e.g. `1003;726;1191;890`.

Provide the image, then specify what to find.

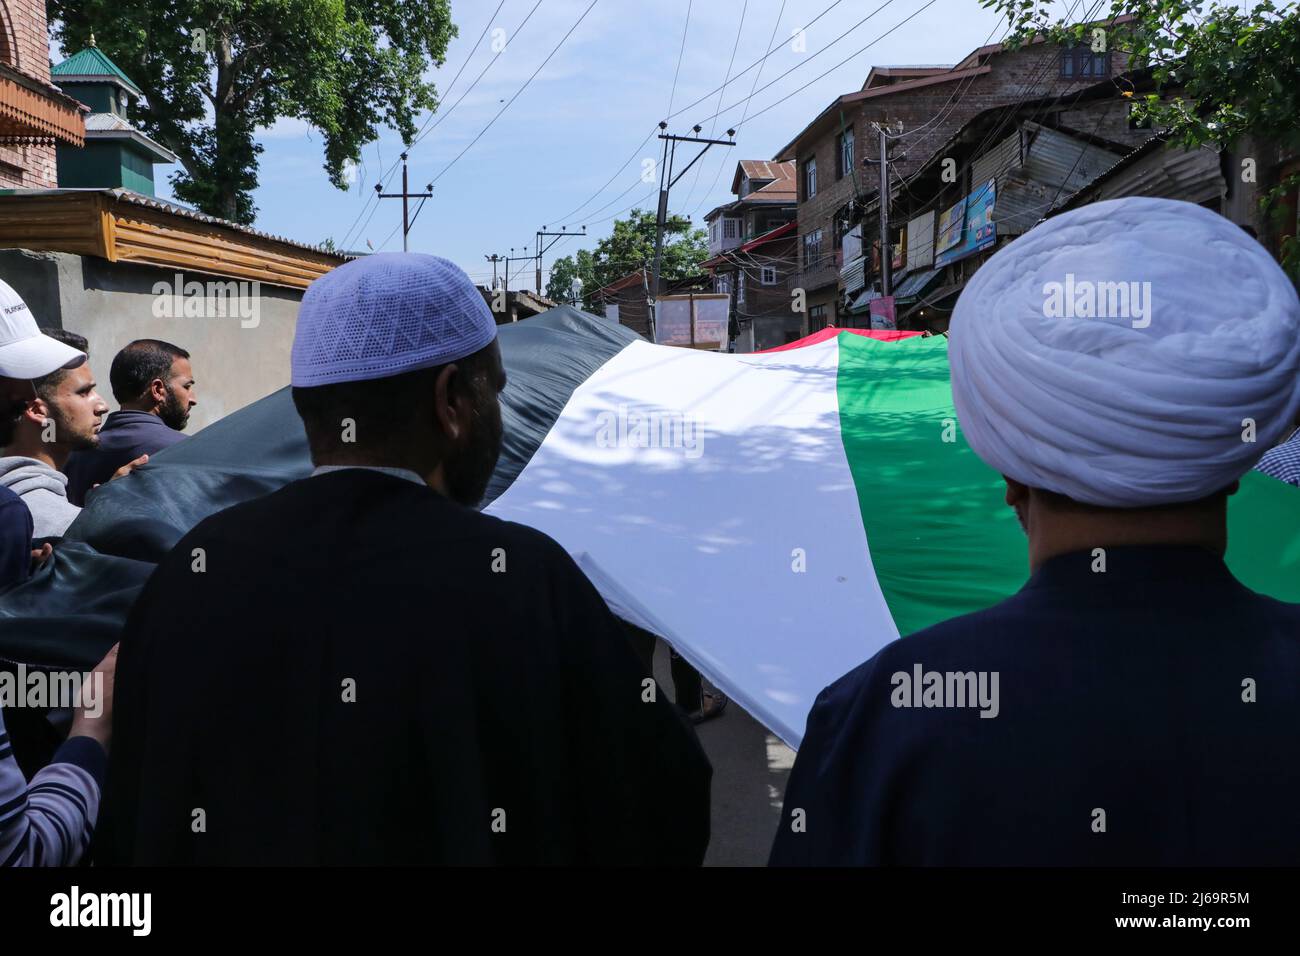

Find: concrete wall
0;249;303;433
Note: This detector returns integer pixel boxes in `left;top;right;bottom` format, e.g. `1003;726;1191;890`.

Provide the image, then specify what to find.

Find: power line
666;0;848;123
351;0;547;251
665;0;694;118
680;0;748;212
548;126;659;227
691;0;789;219
547;0;834;238
691;0;901;130
721;0;942;133
381;0;599;250
338;0;509;250
427;0;600;191
410;0;538;151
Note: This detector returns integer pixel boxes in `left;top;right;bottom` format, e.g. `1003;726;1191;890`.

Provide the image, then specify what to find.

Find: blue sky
159;0;1007;289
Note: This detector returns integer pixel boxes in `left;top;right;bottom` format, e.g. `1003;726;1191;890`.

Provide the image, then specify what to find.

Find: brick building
775;18;1134;333
701;160;801;351
0;0;87;186
855;82;1154;331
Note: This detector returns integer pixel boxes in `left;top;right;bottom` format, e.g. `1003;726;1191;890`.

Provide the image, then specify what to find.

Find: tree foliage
546;209;709;311
51;0;456;223
982;0;1300;274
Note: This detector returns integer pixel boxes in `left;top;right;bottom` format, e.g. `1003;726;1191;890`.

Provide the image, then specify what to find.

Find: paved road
650;640;795;866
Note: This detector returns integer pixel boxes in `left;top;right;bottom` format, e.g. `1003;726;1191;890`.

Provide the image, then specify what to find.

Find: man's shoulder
814;591;1040;716
103;411;185;455
173;469;573;563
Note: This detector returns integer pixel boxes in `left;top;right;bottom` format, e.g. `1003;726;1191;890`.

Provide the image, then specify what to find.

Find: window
724;218;739;239
803;156;818;199
761;266;778;286
809;304;829;333
803;229;823;269
1061;45;1110;79
710;220;718;243
737;277;746;308
837;127;855;179
716;274;731;296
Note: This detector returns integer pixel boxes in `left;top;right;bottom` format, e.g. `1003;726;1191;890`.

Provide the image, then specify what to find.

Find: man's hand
91;454;149;495
68;643;118;753
30;542;51;569
111;454;148;481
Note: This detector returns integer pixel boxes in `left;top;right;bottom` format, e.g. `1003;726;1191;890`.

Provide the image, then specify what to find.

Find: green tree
981;0;1300;276
546;248;597;307
51;1;456;224
548;209;708;311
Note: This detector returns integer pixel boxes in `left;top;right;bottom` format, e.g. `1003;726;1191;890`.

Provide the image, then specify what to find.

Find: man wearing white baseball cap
0;278;108;538
0;279;88;379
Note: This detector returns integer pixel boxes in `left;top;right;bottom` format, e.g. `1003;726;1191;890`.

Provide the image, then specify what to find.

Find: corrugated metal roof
972;131;1021;191
1022;122;1123;199
841;254;866;295
991;123;1125;232
0;188;343;257
82;115;179;163
893;266;943;302
848;288;882;314
84;112;132;131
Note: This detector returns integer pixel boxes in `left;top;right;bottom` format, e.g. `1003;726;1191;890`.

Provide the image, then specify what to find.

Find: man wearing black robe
98;253;710;865
770;198;1300;866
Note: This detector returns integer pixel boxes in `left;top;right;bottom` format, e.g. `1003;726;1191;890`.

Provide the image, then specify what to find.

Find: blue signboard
935;180;996;267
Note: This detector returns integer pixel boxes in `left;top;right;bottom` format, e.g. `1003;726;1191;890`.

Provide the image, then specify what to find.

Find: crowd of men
0;196;1299;867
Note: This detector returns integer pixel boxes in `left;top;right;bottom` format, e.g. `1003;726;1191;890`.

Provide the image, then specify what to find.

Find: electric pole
375;153;433;252
504;247;533;298
865;124;893;297
534;226;586;295
649;122;735;341
485;253;503;289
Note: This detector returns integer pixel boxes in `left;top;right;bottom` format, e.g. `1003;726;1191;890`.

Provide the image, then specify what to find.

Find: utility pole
649;122;735;341
534;226;586;295
504;247;533;297
865;124;893;297
484;253;503;289
375;152;432;252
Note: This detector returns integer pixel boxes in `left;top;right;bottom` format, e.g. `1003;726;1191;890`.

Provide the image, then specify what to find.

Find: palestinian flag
3;308;1297;746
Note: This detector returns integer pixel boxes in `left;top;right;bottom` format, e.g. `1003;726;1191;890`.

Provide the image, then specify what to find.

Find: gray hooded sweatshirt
0;457;81;539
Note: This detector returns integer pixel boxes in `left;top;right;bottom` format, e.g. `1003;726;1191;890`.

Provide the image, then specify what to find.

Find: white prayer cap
292;252;498;387
949;197;1300;507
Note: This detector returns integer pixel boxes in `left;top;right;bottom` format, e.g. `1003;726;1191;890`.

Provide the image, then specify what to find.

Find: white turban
950;196;1300;507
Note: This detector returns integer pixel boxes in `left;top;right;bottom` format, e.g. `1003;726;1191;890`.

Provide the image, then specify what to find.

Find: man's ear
22;395;49;425
433;363;465;443
150;377;168;405
1003;475;1029;509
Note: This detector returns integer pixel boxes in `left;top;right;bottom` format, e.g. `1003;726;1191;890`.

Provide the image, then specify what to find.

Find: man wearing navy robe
771;198;1300;866
98;254;710;865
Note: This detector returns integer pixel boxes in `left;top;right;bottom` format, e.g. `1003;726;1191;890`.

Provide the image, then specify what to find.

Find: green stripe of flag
835;331;1300;638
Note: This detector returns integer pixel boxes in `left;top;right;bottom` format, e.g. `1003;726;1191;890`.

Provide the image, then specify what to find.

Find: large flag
486;329;1300;744
2;309;1296;746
